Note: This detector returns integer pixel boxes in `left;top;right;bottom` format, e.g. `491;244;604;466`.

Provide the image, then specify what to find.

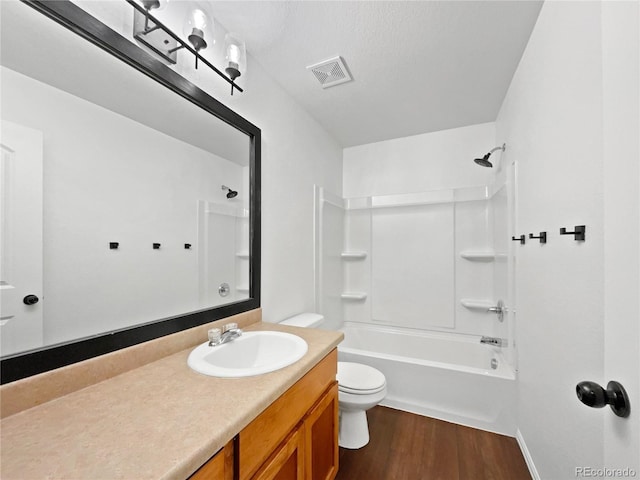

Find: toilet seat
337;362;386;395
339;383;387;395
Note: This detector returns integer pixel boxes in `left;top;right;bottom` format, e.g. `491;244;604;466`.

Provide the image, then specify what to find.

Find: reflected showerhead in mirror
221;185;238;199
473;143;506;168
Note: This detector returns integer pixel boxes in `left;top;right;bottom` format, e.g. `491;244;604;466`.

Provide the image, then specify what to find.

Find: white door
0;120;44;356
601;1;639;472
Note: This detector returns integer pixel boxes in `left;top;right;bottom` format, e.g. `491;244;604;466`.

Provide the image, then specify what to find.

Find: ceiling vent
306;56;353;89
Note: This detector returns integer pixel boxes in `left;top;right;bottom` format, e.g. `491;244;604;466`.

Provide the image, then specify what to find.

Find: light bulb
224;33;246;79
228;44;241;65
183;7;212;54
190;9;208;31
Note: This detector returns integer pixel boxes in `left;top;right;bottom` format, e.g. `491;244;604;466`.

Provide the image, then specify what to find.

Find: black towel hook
529;232;547;244
511;235;525;245
560;225;586;241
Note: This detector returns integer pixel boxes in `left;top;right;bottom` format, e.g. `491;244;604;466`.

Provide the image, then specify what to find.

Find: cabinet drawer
239;349;337;480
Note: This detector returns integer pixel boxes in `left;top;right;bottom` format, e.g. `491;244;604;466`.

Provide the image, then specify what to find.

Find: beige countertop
0;322;343;480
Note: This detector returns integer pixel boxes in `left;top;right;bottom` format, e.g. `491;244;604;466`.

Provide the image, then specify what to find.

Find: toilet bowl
280;313;387;450
336;361;387;449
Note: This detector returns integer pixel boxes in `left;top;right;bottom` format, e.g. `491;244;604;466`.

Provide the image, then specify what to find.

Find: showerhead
221;185;238;199
474;154;493;168
473;144;506;168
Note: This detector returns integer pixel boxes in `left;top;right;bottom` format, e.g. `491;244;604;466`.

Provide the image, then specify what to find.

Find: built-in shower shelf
460;299;494;311
341;292;367;300
460;251;496;261
341;251;367;259
236;252;249;258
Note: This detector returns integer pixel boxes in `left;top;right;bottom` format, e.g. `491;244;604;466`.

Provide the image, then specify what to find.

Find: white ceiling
211;0;543;147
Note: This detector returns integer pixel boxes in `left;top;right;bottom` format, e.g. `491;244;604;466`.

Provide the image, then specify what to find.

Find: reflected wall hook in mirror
153;243;161;249
560;225;586;241
529;232;547;244
109;242;119;250
511;235;525;244
184;243;192;249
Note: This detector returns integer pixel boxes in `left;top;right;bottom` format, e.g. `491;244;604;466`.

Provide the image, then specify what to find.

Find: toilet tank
280;313;324;328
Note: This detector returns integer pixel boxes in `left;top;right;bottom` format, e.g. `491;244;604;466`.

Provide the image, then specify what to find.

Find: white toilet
280;313;387;449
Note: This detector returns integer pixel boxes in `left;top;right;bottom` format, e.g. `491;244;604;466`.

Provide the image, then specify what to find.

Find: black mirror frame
0;0;261;384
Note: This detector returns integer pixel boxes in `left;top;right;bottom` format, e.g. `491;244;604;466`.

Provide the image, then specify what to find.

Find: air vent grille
306;56;352;89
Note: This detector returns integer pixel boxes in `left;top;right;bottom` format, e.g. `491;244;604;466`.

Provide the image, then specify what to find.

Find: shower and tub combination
314;149;517;435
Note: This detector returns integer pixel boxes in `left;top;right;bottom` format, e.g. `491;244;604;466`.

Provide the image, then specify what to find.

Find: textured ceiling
211;0;543;147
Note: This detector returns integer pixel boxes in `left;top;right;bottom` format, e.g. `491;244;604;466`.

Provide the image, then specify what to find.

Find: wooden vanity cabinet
189;349;338;480
252;383;338;480
240;349;339;480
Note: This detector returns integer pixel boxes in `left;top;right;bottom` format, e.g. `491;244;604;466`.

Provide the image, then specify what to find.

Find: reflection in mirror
0;0;260;372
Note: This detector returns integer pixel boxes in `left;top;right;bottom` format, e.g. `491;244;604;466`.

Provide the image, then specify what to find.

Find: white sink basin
187;331;308;377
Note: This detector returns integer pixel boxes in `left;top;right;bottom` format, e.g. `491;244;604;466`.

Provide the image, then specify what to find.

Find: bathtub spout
480;336;507;347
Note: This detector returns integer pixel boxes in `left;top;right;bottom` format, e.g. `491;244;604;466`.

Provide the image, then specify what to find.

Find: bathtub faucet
208;323;242;346
480;336;507;347
487;300;505;322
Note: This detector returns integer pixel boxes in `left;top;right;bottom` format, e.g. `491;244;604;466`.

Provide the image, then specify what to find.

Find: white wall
235;61;343;323
343;122;496;198
495;2;606;478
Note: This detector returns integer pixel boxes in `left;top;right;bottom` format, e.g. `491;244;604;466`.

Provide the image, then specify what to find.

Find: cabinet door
190;440;234;480
239;350;337;480
304;383;339;480
252;426;305;480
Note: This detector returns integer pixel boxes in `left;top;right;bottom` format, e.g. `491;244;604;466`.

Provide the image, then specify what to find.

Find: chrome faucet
480;336;507;347
208;323;243;346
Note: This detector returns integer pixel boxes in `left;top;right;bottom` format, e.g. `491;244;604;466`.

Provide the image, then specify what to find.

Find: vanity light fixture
128;0;243;94
140;0;160;30
133;0;180;64
224;33;246;95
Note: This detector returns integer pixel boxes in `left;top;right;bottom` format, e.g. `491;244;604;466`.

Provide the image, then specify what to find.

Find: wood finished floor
336;406;531;480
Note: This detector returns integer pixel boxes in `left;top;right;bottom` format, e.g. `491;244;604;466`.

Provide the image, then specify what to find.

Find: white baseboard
380;398;515;437
516;428;541;480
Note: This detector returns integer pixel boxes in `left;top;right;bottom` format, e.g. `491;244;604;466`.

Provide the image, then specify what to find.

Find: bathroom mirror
0;0;261;383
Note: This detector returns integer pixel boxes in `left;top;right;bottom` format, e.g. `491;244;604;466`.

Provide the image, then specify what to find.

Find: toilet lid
337;362;386;394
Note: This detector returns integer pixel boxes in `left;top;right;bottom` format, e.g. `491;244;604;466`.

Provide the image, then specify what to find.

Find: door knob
23;294;40;305
576;380;630;418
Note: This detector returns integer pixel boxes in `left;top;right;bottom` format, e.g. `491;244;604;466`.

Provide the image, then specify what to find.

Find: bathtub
338;322;516;435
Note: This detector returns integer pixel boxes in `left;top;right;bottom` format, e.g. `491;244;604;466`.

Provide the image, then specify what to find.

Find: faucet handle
487;300;505;322
222;322;239;333
208;328;221;344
